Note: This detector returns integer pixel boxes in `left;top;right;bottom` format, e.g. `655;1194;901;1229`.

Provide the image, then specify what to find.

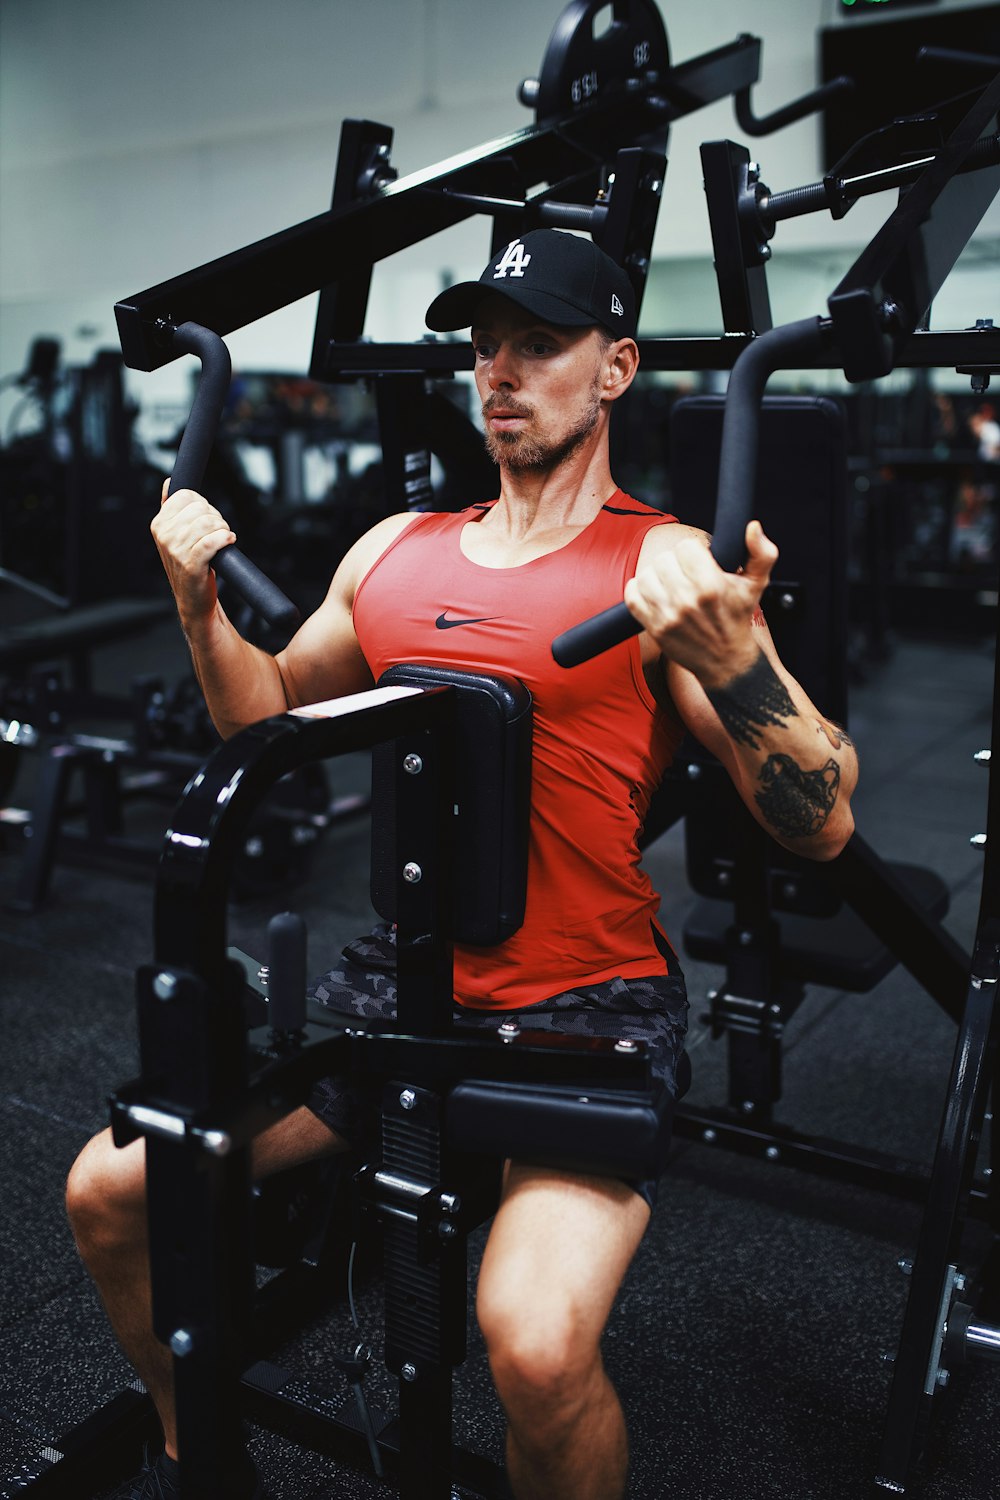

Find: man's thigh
252;1105;348;1179
477;1162;651;1347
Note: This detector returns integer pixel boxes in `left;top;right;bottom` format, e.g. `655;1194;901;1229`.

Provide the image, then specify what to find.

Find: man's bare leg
65;1106;344;1459
476;1162;651;1500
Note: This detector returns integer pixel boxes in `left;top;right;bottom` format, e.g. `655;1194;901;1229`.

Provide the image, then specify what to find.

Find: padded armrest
446;1078;677;1181
370;664;532;946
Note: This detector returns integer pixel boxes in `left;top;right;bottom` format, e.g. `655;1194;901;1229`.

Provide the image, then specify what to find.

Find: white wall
2;0;997;432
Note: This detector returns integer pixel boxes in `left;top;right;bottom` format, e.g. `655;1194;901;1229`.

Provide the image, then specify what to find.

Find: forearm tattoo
755;754;840;839
705;652;797;749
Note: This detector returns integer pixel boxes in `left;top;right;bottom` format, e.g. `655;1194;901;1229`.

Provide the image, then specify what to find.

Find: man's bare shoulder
335;511;424;600
636;520;710;564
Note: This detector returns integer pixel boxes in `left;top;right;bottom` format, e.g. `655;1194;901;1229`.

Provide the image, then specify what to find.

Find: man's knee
65;1128;146;1258
477;1284;598;1422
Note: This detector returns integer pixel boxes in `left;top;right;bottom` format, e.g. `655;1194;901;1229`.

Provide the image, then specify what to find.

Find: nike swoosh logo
435;612;499;630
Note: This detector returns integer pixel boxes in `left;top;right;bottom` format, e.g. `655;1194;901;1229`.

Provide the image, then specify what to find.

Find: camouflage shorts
306;925;689;1209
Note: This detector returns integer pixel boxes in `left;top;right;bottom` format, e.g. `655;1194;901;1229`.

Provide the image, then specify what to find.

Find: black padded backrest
669;393;849;724
370;664;533;946
669;394;849;919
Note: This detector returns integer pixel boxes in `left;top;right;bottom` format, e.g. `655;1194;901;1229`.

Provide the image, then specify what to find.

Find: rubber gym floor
0;613;996;1500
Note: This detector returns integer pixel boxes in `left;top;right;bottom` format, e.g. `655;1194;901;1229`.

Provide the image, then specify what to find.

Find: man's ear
603;338;639;403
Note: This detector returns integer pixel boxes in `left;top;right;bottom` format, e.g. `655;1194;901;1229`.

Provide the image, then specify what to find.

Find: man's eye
474;342;495;359
527;342;552;356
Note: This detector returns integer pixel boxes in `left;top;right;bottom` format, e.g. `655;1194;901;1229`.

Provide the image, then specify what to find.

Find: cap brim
425;280;601;333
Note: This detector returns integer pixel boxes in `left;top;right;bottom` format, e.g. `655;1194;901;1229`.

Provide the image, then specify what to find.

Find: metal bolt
739;930;754;946
438;1221;457;1241
897;1258;913;1276
439;1192;461;1215
403;753;423;775
974;750;991;765
194;1129;231;1157
244;836;264;858
153;971;177;1001
880;1351;895;1365
170;1329;193;1358
741;1100;755;1114
781;882;798;902
954;1273;967;1293
936;1368;950;1388
614;1038;639;1054
779;592;795;611
399;1089;417;1111
971;834;988;849
401;1362;418;1382
402;861;422;883
717;871;731;889
702;1128;717;1144
765;1146;780;1161
498;1020;521;1041
257;965;270;986
686;762;702;780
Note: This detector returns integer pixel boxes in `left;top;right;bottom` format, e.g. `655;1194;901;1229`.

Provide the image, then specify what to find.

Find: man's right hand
151;480;237;633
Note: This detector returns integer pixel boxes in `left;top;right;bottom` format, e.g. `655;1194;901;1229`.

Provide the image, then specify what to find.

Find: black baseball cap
425;229;637;340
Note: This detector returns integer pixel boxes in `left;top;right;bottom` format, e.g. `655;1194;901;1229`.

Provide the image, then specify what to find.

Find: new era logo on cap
425;228;637;339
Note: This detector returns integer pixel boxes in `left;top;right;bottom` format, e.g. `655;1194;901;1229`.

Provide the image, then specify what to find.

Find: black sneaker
110;1444;267;1500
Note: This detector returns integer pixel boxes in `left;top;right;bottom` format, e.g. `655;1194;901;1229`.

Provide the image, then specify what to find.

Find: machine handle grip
165;321;301;634
552;317;827;669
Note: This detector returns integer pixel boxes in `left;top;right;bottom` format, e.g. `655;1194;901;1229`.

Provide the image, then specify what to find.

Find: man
66;229;857;1500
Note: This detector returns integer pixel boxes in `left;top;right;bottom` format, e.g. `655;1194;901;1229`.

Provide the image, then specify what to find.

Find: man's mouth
483;400;532;427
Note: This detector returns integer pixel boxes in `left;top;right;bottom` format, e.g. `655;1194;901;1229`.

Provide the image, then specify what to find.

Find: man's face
471;296;611;474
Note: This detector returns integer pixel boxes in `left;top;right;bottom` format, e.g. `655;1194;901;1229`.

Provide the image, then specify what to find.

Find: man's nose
488;343;519;389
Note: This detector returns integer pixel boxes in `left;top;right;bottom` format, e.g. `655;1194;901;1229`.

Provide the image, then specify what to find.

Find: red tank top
352;493;684;1009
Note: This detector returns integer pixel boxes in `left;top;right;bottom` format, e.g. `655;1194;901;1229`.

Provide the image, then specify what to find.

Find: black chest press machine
106;665;689;1500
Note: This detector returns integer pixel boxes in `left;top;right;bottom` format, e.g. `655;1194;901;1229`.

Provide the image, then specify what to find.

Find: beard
482;386;603;474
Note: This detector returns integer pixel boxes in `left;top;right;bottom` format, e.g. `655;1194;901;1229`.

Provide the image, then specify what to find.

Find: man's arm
626;520;857;862
151;484;414;739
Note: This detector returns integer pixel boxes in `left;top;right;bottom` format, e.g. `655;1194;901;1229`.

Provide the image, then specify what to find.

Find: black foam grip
166;322;300;633
551;600;639;667
267;911;307;1032
213;548;301;632
551;317;827;668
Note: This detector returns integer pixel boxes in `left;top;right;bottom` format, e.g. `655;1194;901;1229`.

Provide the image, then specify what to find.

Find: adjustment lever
334;1341;384;1478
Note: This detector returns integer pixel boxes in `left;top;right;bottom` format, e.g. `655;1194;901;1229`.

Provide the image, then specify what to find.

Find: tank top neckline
456;490;635;574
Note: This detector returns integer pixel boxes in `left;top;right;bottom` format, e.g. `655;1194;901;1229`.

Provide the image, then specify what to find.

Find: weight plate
534;0;670;122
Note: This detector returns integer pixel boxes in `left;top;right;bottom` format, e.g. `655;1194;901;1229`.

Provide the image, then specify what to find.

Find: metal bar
151;687;448;993
874;971;1000;1490
672;1106;934;1202
967;1321;1000;1361
833;834;970;1024
828;70;1000;381
316;325;1000;378
113;38;760;372
112;116;629;371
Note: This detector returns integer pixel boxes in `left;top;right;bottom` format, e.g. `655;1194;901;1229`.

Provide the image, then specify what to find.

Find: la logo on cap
493;241;532;279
